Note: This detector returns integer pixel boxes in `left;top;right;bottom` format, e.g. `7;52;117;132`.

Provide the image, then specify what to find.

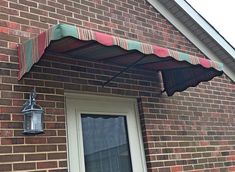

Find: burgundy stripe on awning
17;24;223;96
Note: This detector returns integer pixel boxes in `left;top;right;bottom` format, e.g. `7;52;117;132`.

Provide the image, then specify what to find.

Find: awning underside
18;24;223;96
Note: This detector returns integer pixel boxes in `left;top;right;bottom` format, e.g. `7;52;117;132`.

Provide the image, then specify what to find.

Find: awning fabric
18;24;223;96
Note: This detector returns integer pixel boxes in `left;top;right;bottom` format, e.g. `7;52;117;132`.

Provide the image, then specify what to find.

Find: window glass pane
81;114;133;172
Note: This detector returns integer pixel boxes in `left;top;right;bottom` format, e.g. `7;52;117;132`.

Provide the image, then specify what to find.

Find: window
66;94;147;172
81;114;132;172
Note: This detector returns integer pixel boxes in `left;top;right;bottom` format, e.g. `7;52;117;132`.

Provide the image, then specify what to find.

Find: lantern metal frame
21;90;44;135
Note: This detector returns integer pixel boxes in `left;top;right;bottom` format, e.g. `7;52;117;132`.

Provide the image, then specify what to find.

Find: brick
48;152;67;160
74;3;88;11
0;6;19;15
159;167;170;172
0;155;23;162
25;154;46;161
0;130;13;137
102;1;115;8
56;102;64;108
57;0;72;6
13;162;36;171
1;138;24;145
30;20;49;29
58;145;66;151
30;7;49;16
19;0;37;7
56;9;72;17
48;1;64;9
37;145;57;152
0;146;12;153
10;16;29;25
37;100;55;108
6;21;20;29
0;0;8;7
0;27;9;34
55;89;64;96
73;13;88;22
45;95;64;102
90;18;103;25
45;123;65;129
49;12;66;21
25;138;47;144
0;32;19;43
59;161;67;167
47;137;66;144
81;0;95;7
0;106;21;113
89;7;103;15
42;130;56;137
171;165;183;172
21;25;41;34
229;167;235;171
20;11;39;20
0;164;12;172
40;16;58;24
57;128;66;135
38;4;55;12
1;91;23;99
65;5;80;13
81;10;95;18
0;114;11;120
48;169;67;172
14;85;34;92
37;161;57;169
9;2;29;11
46;108;64;115
14;145;35;153
0;62;18;70
96;4;109;11
0;12;8;20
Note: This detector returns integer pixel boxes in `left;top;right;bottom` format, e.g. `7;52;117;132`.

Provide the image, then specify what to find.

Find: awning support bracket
102;55;146;87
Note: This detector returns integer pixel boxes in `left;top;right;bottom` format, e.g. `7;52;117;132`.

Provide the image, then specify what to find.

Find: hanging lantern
21;90;44;135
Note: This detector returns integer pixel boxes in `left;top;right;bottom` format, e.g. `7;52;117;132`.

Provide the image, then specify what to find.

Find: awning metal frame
102;55;146;87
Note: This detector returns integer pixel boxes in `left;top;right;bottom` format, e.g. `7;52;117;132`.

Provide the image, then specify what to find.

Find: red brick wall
0;0;235;172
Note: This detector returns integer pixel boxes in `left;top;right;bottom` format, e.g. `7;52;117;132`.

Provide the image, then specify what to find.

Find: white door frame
65;93;147;172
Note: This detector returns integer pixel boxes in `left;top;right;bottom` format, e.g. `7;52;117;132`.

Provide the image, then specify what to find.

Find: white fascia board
147;0;235;81
175;0;235;60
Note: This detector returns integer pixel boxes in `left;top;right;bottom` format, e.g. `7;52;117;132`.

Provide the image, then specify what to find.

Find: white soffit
147;0;235;81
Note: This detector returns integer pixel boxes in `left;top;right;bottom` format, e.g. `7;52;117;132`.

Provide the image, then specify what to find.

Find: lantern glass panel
24;112;32;131
32;111;43;131
24;111;43;134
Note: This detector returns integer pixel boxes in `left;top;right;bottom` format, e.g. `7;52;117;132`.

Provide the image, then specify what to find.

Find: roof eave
175;0;235;59
146;0;235;82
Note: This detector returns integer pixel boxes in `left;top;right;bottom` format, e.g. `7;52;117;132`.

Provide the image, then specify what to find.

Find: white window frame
65;93;147;172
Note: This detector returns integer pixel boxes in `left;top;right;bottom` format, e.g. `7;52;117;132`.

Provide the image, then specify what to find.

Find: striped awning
18;24;223;96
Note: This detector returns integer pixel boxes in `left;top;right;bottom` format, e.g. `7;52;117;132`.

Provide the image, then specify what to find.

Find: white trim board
175;0;235;59
147;0;235;81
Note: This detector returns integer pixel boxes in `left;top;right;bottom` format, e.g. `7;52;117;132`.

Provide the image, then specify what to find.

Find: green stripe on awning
127;40;141;51
52;24;62;40
179;52;190;63
25;39;33;72
218;63;223;71
60;24;78;38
